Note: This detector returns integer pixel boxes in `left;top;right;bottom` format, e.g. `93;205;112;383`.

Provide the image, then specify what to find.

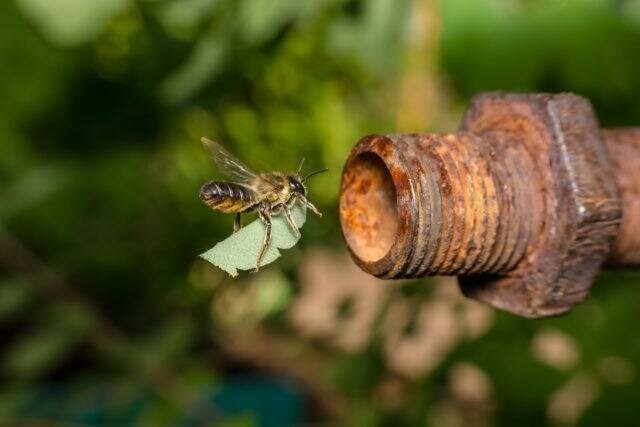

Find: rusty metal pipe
339;93;640;318
604;129;640;266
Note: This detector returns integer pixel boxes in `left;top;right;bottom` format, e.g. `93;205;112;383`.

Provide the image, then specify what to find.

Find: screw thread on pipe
339;132;544;279
604;128;640;266
340;92;640;318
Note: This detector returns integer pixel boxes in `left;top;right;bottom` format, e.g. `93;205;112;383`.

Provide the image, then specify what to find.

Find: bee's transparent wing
201;137;258;182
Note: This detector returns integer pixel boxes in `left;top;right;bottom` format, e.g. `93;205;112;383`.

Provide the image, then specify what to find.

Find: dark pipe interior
340;152;398;263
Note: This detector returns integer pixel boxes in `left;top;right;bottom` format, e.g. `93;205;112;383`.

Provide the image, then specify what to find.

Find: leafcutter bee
199;138;327;272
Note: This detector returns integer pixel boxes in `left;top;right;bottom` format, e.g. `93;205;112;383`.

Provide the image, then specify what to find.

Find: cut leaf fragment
200;204;306;277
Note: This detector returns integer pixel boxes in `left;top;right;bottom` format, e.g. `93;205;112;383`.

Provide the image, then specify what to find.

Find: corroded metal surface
339;131;542;279
340;92;639;318
458;93;621;317
604;129;640;266
339;136;418;278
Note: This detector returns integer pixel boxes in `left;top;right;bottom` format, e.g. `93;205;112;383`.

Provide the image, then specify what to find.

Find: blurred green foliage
1;0;640;425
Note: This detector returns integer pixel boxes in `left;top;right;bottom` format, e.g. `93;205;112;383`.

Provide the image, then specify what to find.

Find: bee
199;138;327;272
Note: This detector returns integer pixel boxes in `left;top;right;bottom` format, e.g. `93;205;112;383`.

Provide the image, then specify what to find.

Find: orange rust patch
340;153;398;263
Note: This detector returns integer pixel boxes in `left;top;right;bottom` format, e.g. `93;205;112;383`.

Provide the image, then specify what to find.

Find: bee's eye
289;179;305;195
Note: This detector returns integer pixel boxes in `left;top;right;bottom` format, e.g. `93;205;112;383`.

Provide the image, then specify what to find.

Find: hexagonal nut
458;93;622;318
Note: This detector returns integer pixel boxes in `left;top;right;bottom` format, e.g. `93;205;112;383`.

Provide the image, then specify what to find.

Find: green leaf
160;31;228;104
200;204;306;277
15;0;130;46
237;0;305;44
0;166;67;222
0;280;31;323
328;0;411;75
155;0;222;38
4;327;76;379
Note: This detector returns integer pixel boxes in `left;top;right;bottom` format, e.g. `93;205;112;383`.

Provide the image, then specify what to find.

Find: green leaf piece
200;204;306;277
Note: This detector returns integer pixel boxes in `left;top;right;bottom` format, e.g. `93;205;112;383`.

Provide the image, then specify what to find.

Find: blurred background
1;0;640;425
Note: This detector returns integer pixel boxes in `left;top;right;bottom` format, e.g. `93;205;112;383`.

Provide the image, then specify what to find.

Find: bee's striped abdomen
199;181;256;213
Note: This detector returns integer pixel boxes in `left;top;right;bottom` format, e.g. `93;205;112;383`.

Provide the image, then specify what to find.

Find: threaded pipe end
339;133;543;279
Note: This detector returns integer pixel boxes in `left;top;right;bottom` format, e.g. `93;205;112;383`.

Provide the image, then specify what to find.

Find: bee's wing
201;137;258;183
255;172;286;193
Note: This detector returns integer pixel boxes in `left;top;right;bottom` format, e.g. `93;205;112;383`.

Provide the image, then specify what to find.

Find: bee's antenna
297;158;305;175
302;168;328;182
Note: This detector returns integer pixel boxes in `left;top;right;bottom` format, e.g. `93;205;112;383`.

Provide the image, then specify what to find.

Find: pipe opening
340;152;398;263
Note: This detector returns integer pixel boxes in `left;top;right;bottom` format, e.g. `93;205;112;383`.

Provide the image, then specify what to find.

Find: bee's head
292;158;328;198
288;176;306;196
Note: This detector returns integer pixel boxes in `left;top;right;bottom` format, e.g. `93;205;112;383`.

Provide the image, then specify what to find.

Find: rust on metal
603;129;640;266
340;92;640;318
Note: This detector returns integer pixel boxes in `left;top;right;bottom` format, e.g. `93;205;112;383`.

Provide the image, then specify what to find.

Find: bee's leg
300;196;322;217
282;197;301;236
284;207;300;237
233;213;242;233
286;196;297;209
255;209;272;273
